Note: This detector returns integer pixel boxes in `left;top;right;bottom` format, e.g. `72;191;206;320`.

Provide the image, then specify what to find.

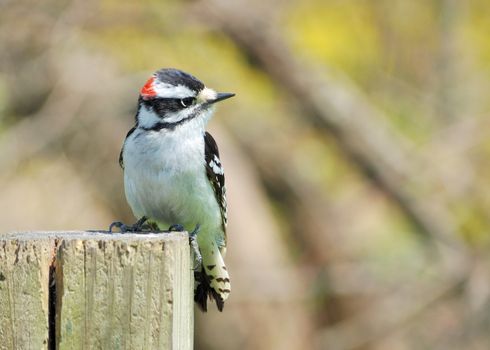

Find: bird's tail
194;247;230;312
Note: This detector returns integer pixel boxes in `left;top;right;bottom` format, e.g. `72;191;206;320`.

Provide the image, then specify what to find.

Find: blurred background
1;0;490;349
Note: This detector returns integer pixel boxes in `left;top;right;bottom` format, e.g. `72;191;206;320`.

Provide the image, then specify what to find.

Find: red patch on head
140;76;157;99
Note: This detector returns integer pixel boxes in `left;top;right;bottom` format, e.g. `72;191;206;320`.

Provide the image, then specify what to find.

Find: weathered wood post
0;231;193;350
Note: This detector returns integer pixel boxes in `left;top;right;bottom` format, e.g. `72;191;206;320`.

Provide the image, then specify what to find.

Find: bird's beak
207;92;235;104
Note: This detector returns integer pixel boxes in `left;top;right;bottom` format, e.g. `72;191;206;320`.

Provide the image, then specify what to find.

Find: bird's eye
180;97;195;107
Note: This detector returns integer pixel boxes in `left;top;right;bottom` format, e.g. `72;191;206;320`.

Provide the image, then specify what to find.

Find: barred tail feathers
194;246;230;312
207;250;231;301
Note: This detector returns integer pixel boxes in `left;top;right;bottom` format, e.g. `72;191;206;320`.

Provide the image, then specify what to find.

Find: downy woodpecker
116;68;234;311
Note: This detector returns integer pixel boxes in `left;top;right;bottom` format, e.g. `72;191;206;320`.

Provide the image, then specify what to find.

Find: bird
112;68;234;311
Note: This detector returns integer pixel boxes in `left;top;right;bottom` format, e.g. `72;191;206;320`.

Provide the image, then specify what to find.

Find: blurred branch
315;261;468;350
0;79;85;174
194;0;468;252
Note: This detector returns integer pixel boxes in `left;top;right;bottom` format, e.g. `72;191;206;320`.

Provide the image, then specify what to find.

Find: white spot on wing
209;160;224;175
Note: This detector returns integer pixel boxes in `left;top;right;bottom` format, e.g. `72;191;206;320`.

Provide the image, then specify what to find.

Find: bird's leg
145;221;160;231
109;216;148;233
133;216;149;231
189;224;202;270
167;224;202;269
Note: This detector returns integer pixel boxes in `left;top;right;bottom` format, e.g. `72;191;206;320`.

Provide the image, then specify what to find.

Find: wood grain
0;231;193;350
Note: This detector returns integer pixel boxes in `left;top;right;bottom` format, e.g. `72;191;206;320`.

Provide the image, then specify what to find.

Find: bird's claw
168;224;185;232
109;221;127;233
109;216;148;233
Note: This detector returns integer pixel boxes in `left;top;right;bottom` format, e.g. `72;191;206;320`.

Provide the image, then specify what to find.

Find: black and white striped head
136;68;234;130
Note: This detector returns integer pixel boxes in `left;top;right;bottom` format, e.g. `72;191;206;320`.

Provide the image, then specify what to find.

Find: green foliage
285;0;381;77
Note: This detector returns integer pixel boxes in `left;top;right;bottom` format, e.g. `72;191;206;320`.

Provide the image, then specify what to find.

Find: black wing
204;131;227;234
119;126;137;169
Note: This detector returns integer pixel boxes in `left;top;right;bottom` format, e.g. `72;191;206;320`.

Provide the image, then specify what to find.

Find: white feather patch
198;87;217;102
209;160;224;175
153;82;195;99
137;105;161;128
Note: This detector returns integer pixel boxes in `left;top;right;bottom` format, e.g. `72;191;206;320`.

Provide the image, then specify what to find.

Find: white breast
122;117;222;232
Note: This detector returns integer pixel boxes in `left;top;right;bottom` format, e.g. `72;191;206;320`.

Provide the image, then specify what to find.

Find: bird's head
136;68;234;130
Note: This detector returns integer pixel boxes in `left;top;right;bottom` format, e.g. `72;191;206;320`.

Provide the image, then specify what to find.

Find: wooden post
0;234;52;349
0;231;193;350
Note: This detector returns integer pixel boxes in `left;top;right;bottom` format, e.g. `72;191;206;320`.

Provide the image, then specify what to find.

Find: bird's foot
109;216;148;233
167;224;185;232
